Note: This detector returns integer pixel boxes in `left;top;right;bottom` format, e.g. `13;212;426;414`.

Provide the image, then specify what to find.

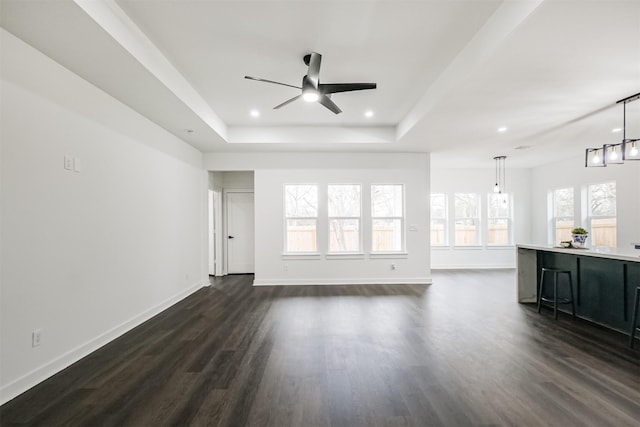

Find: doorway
208;189;222;276
225;191;255;274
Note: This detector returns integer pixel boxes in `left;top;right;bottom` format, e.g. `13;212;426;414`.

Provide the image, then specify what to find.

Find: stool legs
568;272;576;320
630;287;640;349
537;268;575;320
553;271;559;320
537;270;545;314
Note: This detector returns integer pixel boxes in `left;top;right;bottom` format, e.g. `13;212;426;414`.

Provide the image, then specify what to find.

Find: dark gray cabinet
525;248;640;334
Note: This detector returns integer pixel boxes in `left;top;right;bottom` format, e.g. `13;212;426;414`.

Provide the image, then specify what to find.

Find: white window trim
326;253;366;260
283;183;319;254
369;252;409;259
550;187;575;245
328;183;362;254
281;253;322;260
430;193;448;246
453;193;481;247
586;181;617;248
371;183;405;253
486;193;513;246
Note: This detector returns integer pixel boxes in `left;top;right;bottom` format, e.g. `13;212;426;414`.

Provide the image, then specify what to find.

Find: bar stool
537;268;576;320
630;287;640;349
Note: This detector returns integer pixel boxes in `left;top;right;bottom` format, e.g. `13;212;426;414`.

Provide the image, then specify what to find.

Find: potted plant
571;227;588;248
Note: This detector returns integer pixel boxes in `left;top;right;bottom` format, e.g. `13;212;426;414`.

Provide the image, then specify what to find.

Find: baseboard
431;265;515;270
252;277;432;286
0;279;209;405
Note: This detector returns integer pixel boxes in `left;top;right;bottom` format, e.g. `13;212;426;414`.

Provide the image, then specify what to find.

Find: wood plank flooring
1;270;639;426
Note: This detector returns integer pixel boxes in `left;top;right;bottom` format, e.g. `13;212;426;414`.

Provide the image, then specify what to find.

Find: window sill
453;245;483;250
431;245;451;250
369;252;409;259
326;253;366;260
281;253;322;260
487;244;515;250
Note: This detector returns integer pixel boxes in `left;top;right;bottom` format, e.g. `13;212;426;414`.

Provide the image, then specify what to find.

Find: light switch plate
73;157;81;172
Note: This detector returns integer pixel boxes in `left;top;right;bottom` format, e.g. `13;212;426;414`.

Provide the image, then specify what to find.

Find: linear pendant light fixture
586;91;640;167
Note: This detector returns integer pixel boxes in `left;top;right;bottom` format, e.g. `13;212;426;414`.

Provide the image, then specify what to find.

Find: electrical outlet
32;329;42;347
391;264;397;270
73;157;81;172
284;264;289;272
63;155;73;170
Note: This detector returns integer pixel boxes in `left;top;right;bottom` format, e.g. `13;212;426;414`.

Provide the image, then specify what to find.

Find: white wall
430;167;532;268
0;29;208;403
531;154;640;248
209;171;255;191
205;153;431;285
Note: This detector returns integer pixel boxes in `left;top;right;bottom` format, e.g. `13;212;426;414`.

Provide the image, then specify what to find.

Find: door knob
228;235;235;239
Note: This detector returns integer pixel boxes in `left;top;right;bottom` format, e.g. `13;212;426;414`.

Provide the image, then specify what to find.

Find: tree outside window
552;188;574;244
284;184;318;252
588;182;616;248
454;193;480;245
371;184;404;252
487;193;512;245
430;193;447;245
328;184;361;252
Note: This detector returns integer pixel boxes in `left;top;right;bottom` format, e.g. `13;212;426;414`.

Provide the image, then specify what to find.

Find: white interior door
226;192;255;274
208;190;215;275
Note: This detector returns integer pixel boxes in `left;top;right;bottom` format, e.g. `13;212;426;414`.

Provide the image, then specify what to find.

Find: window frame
453;192;481;247
283;183;319;254
586;181;617;248
430;193;448;246
327;183;362;254
486;193;513;246
371;184;405;253
550;187;575;245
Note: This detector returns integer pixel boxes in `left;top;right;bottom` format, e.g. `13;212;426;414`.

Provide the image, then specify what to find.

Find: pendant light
586;91;640;167
493;156;506;194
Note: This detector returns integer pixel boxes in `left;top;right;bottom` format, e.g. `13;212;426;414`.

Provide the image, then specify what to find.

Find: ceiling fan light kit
585;91;640;167
245;52;377;114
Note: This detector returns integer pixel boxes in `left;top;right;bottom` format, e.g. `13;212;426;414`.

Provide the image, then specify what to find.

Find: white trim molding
0;280;209;405
252;277;431;286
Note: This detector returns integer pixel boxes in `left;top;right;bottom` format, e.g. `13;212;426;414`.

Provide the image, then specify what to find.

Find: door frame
223;189;254;275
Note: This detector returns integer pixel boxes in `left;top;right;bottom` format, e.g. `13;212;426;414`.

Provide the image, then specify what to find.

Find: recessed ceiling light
514;145;532;150
365;110;374;118
250;110;260;118
611;128;622;133
497;126;508;133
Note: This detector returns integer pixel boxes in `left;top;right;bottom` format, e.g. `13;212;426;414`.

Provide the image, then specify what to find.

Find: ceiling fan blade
274;95;302;109
318;95;342;114
305;52;322;87
245;76;301;90
320;83;377;94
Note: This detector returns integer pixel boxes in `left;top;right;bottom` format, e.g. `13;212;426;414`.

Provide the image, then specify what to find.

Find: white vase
572;233;588;248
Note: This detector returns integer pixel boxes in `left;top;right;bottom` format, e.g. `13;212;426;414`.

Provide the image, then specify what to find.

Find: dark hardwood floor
2;270;639;426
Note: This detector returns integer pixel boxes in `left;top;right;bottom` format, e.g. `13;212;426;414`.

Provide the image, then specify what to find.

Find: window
552;187;574;243
328;184;361;252
487;193;512;245
430;193;447;245
284;184;318;252
371;184;404;252
454;193;480;245
588;182;616;248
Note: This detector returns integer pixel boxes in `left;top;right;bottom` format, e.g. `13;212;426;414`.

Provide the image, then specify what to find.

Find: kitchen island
517;244;640;334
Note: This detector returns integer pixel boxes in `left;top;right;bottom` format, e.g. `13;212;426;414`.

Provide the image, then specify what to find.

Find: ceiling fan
245;52;376;114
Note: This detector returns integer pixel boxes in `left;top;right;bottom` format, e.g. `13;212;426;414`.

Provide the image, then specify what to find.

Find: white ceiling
1;0;639;168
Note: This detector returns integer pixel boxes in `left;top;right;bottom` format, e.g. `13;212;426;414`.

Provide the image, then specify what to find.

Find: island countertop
516;244;640;334
517;244;640;263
